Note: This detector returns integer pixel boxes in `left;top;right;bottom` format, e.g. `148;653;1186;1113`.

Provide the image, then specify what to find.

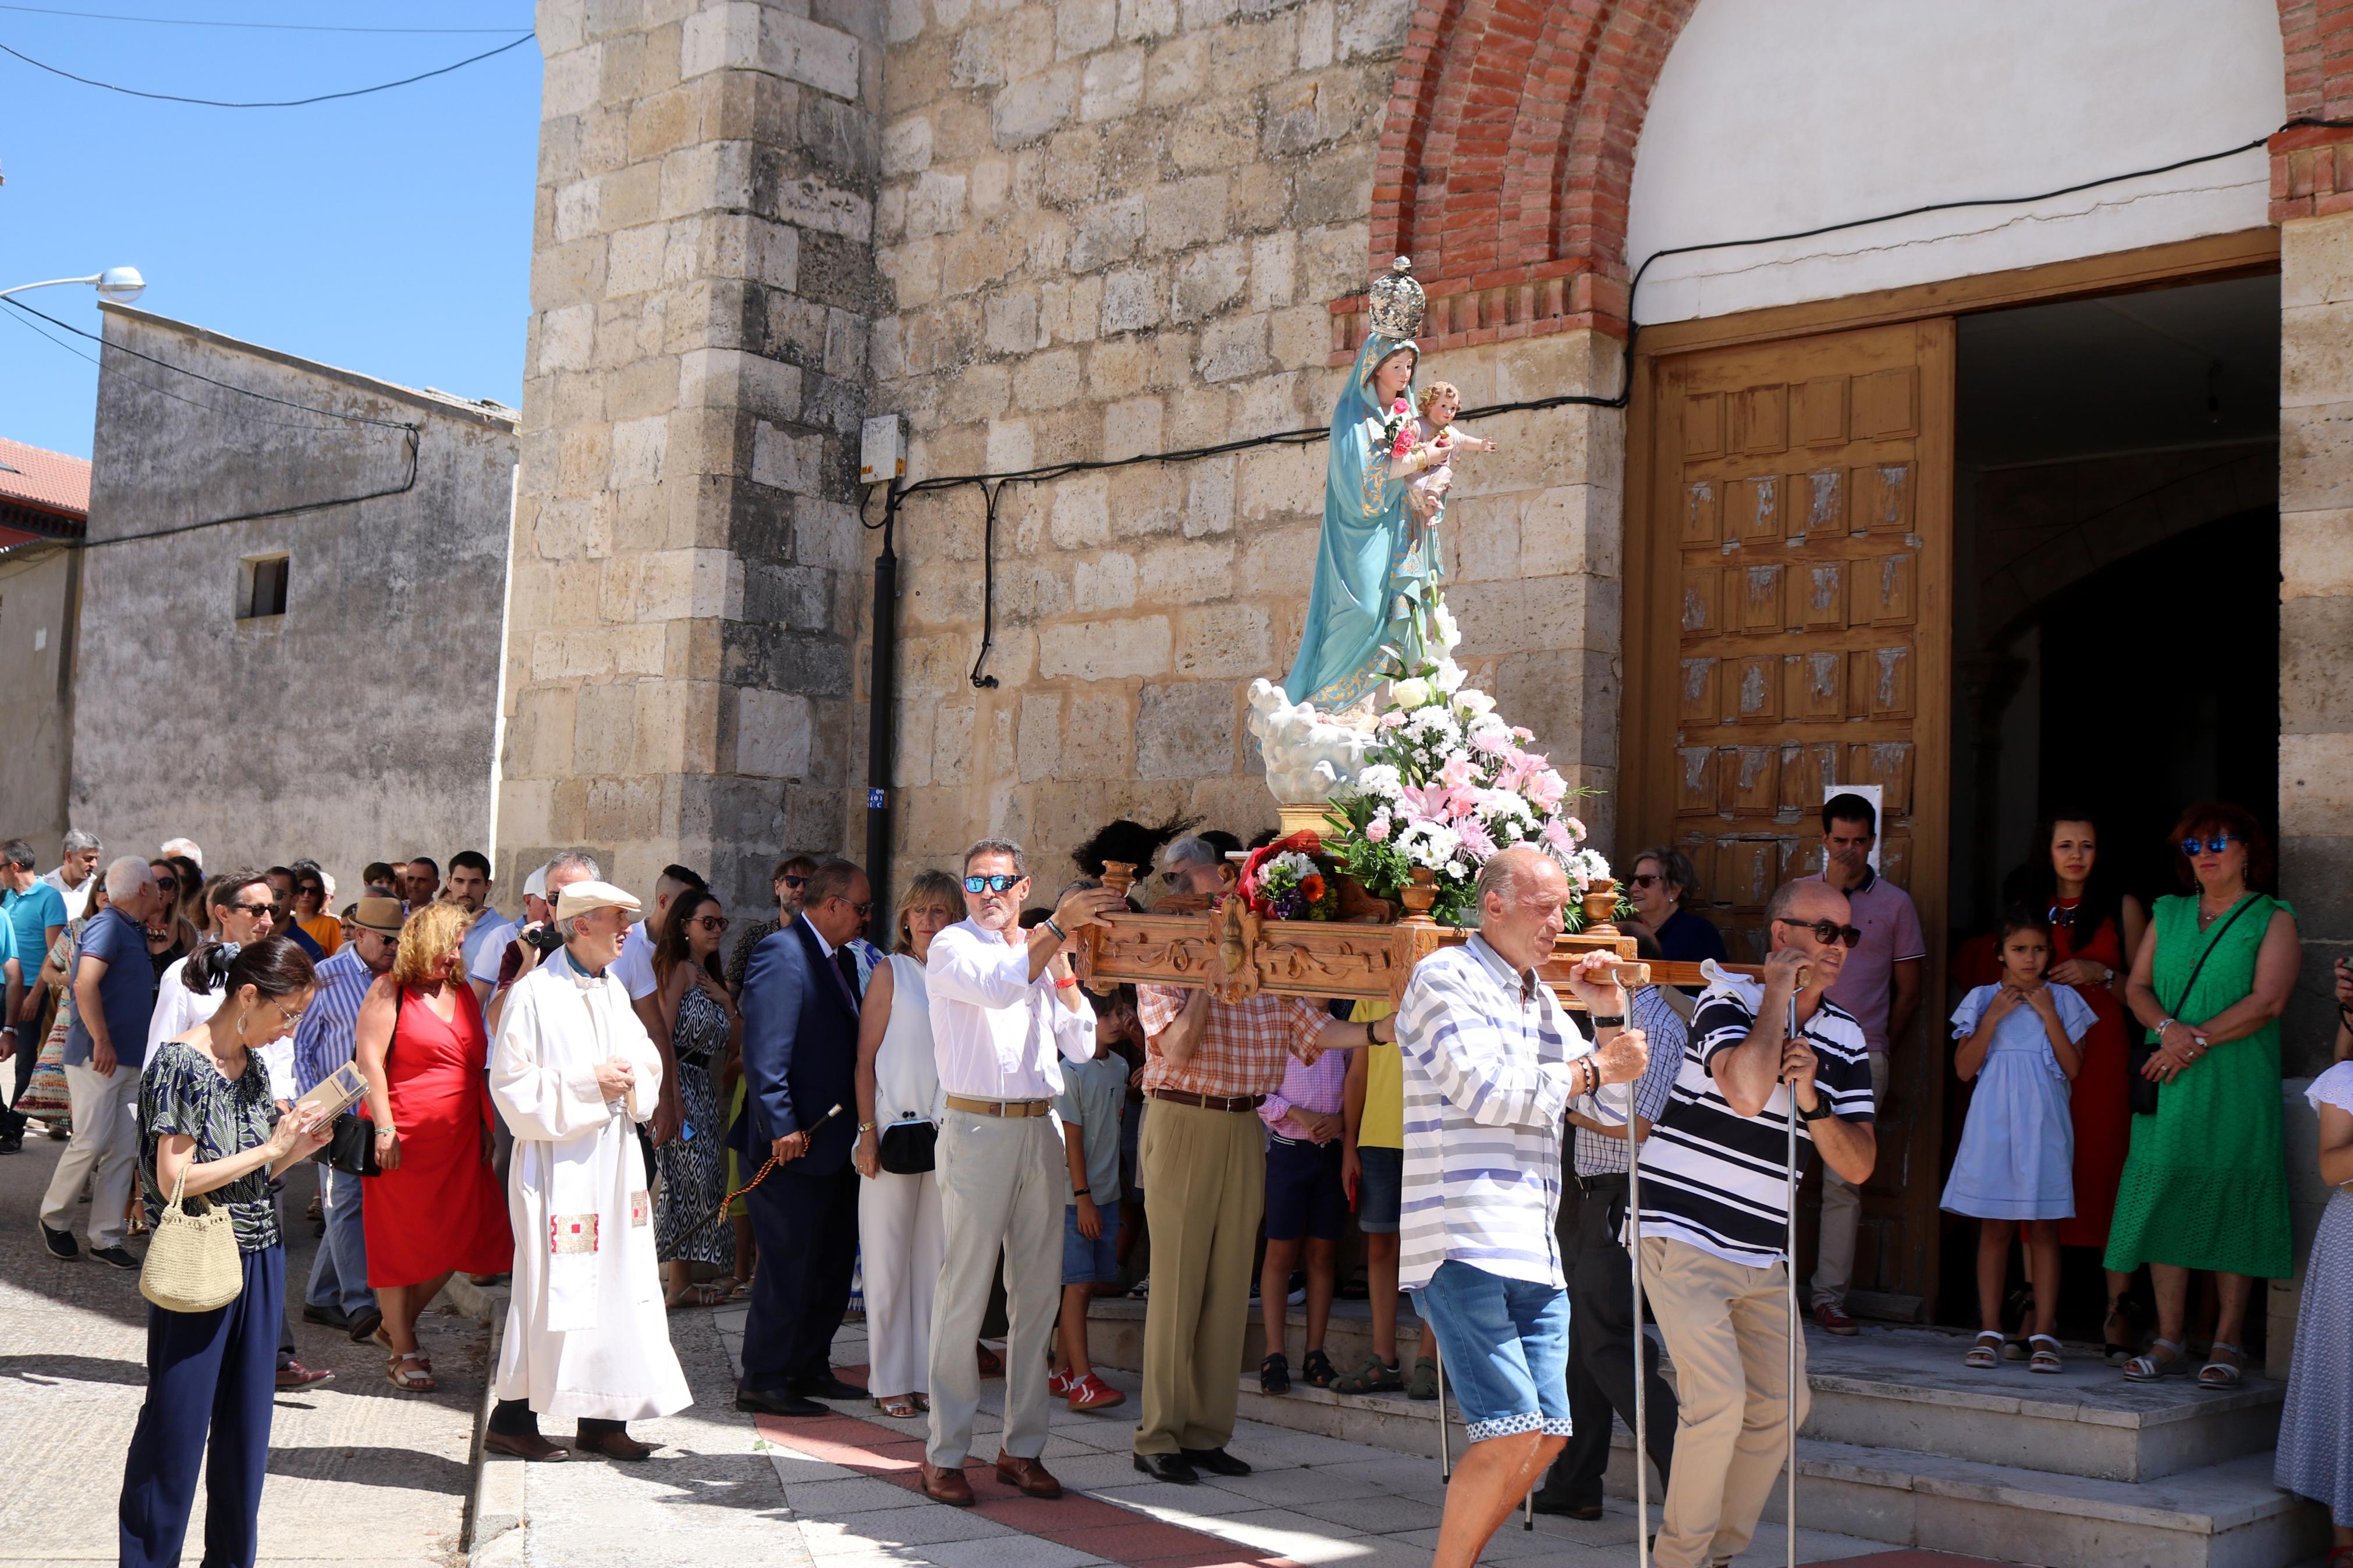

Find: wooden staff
711;1102;843;1226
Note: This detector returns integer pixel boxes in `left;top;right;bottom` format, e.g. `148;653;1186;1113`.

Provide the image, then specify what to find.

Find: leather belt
1151;1087;1265;1114
943;1094;1051;1118
1572;1171;1629;1193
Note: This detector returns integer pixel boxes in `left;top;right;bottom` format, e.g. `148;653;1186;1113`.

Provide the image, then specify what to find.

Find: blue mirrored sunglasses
963;873;1023;894
2180;834;2234;856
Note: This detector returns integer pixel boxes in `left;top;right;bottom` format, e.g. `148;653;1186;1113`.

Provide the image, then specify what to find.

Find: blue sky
0;4;541;459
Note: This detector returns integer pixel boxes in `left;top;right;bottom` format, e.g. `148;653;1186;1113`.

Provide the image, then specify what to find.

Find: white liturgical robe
489;947;691;1421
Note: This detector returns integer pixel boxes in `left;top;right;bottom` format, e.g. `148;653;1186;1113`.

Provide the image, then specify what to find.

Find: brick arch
1343;0;2334;362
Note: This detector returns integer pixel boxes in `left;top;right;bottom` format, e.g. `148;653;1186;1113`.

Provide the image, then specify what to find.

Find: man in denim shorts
1397;848;1649;1567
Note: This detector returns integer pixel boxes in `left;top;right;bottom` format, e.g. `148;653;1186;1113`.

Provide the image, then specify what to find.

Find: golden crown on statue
1366;255;1426;340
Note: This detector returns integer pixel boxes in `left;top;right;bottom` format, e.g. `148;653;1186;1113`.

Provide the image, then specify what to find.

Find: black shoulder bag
878;1117;938;1175
2128;896;2258;1117
332;986;396;1177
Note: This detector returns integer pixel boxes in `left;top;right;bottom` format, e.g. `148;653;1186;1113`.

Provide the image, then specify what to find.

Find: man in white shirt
917;840;1123;1507
41;829;101;921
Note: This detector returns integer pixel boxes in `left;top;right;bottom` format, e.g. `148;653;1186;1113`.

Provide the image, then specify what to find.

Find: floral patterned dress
654;984;733;1267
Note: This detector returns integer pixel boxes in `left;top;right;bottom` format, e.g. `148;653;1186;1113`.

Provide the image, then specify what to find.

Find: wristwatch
1590;1014;1626;1029
1795;1097;1832;1123
857;1121;877;1134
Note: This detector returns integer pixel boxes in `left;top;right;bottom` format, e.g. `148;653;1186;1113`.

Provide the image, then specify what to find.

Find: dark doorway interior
1940;272;2281;1335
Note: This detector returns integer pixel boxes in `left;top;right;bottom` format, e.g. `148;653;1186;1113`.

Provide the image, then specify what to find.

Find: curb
463;1299;525;1567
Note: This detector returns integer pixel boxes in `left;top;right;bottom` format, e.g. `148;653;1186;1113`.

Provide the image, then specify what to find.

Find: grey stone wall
72;306;516;897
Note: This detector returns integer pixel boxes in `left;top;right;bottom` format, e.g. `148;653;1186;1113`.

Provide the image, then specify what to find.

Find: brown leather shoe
573;1428;654;1462
484;1429;570;1462
993;1451;1063;1499
919;1460;974;1505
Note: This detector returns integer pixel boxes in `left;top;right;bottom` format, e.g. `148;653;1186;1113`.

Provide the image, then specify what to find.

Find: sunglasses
299;884;324;898
228;900;275;918
964;874;1023;894
2180;834;2235;856
690;914;730;932
1772;916;1862;949
1627;872;1664;890
780;874;807;890
154;876;179;890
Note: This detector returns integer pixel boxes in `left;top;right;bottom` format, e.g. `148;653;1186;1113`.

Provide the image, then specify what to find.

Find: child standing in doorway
1943;911;2095;1374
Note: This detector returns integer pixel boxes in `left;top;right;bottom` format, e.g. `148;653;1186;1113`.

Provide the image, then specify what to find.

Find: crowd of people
0;797;2347;1568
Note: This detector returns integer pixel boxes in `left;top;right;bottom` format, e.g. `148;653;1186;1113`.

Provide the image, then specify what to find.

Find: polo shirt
1804;865;1925;1053
40;867;93;922
1055;1051;1127;1204
5;881;66;985
1633;976;1875;1270
0;909;15;986
63;905;158;1069
460;905;516;984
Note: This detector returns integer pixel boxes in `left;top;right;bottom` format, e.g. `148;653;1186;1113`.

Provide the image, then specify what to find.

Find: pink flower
1471;726;1513;758
1512;726;1535;741
1366;813;1392;843
1525;769;1568;811
1456;818;1497;859
1397;782;1456;822
1561;816;1586;841
1542;817;1577;855
1438;755;1478;791
1379;709;1409;728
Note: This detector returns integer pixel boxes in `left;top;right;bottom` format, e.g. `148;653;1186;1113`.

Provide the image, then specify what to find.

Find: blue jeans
1411;1259;1573;1443
306;1167;375;1317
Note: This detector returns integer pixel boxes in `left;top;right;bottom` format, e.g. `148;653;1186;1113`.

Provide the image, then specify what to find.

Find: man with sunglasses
291;895;403;1345
726;855;819;1004
1801;792;1923;1335
1633;878;1876;1568
915;842;1125;1505
264;867;326;962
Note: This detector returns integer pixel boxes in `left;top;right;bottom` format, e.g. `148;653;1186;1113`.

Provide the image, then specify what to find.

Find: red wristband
1055;976;1079;989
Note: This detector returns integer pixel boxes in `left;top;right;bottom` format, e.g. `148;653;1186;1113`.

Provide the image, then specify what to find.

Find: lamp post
0;266;145;305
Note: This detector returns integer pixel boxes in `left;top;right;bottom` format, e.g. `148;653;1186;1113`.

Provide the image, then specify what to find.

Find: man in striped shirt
290;895;402;1342
1398;847;1649;1568
1632;879;1877;1568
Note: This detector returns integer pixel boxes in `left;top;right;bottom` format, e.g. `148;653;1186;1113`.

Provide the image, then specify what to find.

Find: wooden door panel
1637;318;1953;1318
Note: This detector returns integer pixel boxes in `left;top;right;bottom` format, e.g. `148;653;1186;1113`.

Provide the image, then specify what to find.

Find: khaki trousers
925;1111;1063;1467
41;1061;140;1248
1135;1099;1265;1455
1641;1236;1809;1568
1809;1051;1888;1307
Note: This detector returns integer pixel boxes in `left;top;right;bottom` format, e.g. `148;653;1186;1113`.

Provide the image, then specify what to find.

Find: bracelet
1590;1014;1626;1029
1055;975;1079;989
857;1121;876;1134
1072;1187;1091;1199
1043;916;1069;941
374;1126;396;1140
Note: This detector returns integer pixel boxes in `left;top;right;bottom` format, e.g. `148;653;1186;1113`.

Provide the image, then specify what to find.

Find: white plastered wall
1626;0;2285;323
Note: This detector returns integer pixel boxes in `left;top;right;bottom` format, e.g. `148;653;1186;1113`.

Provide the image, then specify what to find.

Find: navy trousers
739;1164;860;1393
119;1245;283;1568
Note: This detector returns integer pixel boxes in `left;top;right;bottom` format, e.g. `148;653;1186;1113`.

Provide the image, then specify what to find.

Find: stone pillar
2273;209;2353;1374
496;0;881;910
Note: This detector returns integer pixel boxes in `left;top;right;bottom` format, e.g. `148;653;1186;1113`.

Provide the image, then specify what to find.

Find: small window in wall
239;554;290;621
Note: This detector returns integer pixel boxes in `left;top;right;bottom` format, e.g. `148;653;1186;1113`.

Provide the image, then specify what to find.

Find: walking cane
1434;1335;1449;1482
1628;1065;1651;1568
1781;980;1803;1568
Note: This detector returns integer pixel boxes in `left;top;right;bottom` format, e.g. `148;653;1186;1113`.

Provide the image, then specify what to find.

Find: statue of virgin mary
1281;258;1443;714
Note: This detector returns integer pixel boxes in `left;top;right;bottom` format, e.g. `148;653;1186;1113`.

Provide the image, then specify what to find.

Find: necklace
2196;887;2244;930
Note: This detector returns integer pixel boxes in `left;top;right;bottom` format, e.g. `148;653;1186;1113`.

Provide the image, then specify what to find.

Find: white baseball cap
523;862;550;899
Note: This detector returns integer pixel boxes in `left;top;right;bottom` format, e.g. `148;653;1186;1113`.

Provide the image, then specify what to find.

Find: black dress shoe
38;1222;77;1260
302;1304;352;1330
790;1373;867;1400
1528;1492;1605;1520
1133;1451;1200;1484
1180;1446;1251;1477
346;1306;385;1344
736;1386;827;1417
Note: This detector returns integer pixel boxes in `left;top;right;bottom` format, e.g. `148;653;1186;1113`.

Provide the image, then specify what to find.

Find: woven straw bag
139;1162;242;1314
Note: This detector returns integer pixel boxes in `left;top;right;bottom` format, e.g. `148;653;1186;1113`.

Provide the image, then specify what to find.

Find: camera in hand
523;923;566;955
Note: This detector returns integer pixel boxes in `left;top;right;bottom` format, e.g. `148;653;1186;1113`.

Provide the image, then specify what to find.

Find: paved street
0;1130;483;1566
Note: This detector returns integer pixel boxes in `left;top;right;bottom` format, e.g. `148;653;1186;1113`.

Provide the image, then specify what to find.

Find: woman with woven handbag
119;936;326;1568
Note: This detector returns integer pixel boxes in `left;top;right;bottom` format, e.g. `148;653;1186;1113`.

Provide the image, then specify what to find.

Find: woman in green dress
2109;802;2299;1388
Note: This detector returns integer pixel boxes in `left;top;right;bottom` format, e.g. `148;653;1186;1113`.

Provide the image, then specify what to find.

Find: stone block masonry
497;0;885;913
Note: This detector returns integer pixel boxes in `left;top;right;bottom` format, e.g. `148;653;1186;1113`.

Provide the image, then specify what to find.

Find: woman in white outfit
851;870;959;1420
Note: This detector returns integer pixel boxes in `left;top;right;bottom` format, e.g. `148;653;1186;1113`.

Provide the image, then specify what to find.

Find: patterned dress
2277;1062;2353;1526
655;983;732;1267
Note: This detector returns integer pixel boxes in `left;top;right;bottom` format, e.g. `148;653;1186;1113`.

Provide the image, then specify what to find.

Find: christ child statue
1401;381;1497;520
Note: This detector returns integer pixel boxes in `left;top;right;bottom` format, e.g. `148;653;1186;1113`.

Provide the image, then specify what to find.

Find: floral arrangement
1236;832;1342;922
1384;394;1415;457
1317;597;1613;928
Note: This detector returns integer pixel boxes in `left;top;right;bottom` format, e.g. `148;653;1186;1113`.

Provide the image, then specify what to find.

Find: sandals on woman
1329;1354;1404;1395
665;1284;728;1310
2027;1334;2064;1375
874;1393;918;1418
2122;1336;2191;1382
386;1350;436;1392
1964;1331;2004;1370
2197;1342;2246;1389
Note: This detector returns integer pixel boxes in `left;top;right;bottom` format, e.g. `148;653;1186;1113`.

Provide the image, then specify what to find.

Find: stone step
1221;1377;2327;1568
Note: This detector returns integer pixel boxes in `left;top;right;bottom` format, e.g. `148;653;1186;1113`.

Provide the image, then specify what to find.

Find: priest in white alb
485;878;691;1462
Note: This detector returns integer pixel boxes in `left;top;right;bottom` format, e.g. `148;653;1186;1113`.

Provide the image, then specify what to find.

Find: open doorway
1942;272;2281;1334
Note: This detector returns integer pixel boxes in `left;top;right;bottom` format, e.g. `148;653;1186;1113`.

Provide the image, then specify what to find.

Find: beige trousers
1809;1051;1888;1307
1642;1236;1809;1568
925;1111;1063;1467
41;1061;140;1248
1135;1099;1265;1455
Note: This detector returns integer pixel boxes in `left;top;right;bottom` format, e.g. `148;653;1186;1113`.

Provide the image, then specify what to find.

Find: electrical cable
895;116;2343;687
0;29;534;107
0;5;525;33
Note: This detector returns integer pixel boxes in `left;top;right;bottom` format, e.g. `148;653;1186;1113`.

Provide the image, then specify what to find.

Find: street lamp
0;266;145;305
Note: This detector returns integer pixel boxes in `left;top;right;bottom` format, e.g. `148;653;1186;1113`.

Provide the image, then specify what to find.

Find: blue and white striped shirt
1397;936;1620;1292
293;945;374;1097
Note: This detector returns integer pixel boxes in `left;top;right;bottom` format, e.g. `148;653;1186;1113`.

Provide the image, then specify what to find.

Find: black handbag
328;1113;382;1177
877;1117;937;1175
2129;895;2258;1116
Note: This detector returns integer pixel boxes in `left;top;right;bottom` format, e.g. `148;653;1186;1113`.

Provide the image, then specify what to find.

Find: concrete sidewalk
0;1132;484;1565
476;1297;1942;1568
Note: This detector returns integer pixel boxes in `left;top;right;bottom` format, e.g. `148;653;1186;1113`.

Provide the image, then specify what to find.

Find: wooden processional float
1073;861;1759;1012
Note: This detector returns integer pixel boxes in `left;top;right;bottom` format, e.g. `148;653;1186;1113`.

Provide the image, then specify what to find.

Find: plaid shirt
1571;984;1686;1177
1136;985;1326;1098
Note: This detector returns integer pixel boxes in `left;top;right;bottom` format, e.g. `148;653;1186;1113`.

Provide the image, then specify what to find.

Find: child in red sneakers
1050;989;1134;1412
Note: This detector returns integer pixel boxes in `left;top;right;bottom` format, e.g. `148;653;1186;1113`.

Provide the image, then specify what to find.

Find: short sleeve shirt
63;906;158;1069
139;1040;283;1253
1805;867;1925;1053
612;922;658;1001
1136;985;1325;1098
5;882;65;982
1054;1053;1127;1204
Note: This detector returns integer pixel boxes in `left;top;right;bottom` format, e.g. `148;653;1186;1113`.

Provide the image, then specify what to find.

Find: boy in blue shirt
1050;988;1135;1412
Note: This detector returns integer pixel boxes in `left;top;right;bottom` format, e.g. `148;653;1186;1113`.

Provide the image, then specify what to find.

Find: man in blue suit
732;857;873;1417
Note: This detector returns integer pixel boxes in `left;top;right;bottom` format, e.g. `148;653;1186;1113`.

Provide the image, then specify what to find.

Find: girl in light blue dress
1942;912;2094;1373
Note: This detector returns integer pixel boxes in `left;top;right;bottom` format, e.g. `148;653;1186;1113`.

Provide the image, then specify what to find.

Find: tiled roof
0;435;91;520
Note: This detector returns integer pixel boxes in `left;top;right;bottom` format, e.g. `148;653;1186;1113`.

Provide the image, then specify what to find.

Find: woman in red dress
356;901;513;1392
2025;815;2147;1361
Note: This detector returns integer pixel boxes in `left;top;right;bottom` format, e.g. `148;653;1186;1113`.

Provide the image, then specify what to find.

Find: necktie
833;947;863;1015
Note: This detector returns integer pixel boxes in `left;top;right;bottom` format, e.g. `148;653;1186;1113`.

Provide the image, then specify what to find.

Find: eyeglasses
690;915;730;932
2180;834;2235;856
842;899;874;918
964;874;1023;894
1772;916;1862;949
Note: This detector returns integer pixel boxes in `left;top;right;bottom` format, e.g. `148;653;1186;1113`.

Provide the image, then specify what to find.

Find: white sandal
2027;1334;2063;1374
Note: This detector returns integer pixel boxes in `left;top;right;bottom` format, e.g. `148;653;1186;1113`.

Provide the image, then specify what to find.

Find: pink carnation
1512;726;1535;741
1366;813;1392;843
1379;710;1409;728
